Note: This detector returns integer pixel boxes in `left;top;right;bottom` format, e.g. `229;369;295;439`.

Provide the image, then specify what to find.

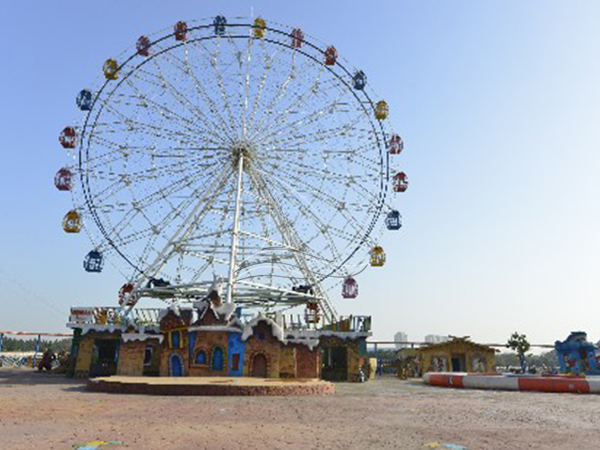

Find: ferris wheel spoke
241;34;255;138
246;43;287;135
146;58;234;144
255;84;349;146
248;53;331;140
188;259;214;283
265;155;384;216
101;68;217;141
159;47;238;139
92;114;216;152
246;167;341;316
256;169;345;264
98;94;206;142
136;162;235;282
122;76;225;143
261;108;368;150
106;160;225;242
84;134;222;173
254;162;368;263
208;173;238;275
85;159;214;202
187;37;241;136
250;66;333;142
84;153;217;207
247;53;314;139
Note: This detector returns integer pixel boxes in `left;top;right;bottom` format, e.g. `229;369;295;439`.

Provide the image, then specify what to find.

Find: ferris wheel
55;16;408;324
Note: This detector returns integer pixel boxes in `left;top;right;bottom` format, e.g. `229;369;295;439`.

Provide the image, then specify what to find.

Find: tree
506;332;531;373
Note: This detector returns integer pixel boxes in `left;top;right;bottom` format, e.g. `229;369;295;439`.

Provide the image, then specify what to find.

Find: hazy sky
1;1;599;346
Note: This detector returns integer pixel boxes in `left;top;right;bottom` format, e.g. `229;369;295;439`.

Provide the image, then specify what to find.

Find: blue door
212;347;224;371
170;354;183;377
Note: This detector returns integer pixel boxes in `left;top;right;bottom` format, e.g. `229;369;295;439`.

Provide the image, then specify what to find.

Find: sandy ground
0;368;598;450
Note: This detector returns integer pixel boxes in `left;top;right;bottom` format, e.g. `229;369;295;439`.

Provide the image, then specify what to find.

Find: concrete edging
423;372;600;394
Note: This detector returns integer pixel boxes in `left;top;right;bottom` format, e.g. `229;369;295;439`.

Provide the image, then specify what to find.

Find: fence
0;331;71;369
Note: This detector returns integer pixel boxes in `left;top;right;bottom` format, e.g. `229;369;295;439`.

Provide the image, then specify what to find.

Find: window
171;330;180;349
143;346;153;367
258;332;265;341
194;350;207;365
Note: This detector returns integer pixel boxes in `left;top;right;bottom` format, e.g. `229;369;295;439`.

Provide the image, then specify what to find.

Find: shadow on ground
0;367;86;387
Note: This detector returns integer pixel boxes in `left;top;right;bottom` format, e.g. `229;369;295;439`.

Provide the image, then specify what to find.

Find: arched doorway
252;353;268;378
169;354;183;377
212;347;224;371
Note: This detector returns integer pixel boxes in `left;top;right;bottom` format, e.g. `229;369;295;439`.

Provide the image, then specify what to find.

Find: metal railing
69;307;371;334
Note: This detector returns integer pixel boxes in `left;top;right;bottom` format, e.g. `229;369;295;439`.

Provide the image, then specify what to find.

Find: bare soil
0;368;598;450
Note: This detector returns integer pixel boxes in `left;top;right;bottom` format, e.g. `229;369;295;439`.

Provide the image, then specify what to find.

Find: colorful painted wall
555;332;600;375
68;303;368;381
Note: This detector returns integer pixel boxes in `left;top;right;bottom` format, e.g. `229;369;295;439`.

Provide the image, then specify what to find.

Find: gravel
1;368;597;449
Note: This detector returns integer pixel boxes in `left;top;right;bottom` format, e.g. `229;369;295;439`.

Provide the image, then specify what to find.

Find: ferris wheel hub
231;141;255;169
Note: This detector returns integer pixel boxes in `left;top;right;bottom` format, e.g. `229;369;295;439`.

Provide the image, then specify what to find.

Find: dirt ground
1;368;598;450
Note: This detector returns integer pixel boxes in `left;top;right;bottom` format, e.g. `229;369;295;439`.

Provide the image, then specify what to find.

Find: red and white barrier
423;372;600;394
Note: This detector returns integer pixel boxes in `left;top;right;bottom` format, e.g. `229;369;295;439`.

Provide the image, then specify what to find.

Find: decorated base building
67;295;372;382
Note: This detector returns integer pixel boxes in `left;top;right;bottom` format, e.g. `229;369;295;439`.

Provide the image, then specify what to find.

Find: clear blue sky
1;0;599;346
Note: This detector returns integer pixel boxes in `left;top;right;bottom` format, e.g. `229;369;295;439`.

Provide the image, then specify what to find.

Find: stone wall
294;344;320;378
279;346;296;378
117;341;145;376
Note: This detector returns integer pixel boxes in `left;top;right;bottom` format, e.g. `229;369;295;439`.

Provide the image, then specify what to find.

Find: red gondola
393;172;409;193
54;167;73;191
59;127;77;149
174;21;188;41
305;301;320;323
118;283;137;306
136;36;152;57
388;134;403;155
324;45;338;65
291;28;304;49
342;277;358;299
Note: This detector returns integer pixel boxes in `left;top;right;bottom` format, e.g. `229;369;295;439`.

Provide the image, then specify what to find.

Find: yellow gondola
375;100;389;120
253;18;266;38
103;59;119;80
63;210;82;233
370;245;386;267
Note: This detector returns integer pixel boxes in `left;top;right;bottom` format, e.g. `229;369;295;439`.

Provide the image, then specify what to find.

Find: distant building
394;332;408;349
418;336;497;374
425;334;448;344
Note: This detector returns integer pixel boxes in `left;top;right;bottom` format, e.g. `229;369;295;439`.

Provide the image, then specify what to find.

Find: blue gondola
385;210;402;230
84;250;104;273
76;89;93;111
214;15;227;36
353;71;367;90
